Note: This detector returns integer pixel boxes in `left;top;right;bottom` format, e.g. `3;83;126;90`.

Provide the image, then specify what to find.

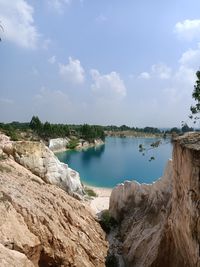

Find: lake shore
85;185;112;215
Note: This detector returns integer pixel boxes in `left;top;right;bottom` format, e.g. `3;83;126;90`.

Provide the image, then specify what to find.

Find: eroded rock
0;158;108;267
109;133;200;267
2;138;84;196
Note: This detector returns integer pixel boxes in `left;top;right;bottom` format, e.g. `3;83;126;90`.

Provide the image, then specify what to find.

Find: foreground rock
1;135;83;197
0;157;108;266
109;133;200;267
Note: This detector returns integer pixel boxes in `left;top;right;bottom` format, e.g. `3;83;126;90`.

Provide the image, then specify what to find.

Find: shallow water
56;137;172;188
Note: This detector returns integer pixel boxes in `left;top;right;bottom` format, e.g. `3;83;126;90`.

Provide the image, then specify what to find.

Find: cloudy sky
0;0;200;127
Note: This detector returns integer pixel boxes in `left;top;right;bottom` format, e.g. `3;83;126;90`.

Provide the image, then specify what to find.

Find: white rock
48;138;69;152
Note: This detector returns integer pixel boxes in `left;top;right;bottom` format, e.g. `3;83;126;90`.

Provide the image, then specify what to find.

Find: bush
84;187;98;197
66;139;79;149
99;210;117;233
105;253;119;267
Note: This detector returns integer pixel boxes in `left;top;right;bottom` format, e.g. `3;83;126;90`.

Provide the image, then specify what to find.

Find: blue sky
1;0;200;127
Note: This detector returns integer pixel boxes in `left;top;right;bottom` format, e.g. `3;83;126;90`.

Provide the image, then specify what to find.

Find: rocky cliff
0;134;108;267
109;133;200;267
1;134;84;197
48;137;104;152
49;138;69;152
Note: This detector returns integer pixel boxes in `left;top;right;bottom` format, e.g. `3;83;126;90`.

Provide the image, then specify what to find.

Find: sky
0;0;200;127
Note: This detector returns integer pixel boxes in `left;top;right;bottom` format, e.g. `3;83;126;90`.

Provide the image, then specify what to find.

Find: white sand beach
87;186;112;215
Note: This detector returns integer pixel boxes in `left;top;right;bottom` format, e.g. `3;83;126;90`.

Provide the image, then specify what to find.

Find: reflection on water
56;137;172;188
81;145;105;165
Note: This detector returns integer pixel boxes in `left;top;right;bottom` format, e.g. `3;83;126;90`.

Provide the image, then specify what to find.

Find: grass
84;186;98;197
0;154;7;161
0;164;11;173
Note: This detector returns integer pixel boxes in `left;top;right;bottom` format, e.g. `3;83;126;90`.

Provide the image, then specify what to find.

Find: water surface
56;137;172;188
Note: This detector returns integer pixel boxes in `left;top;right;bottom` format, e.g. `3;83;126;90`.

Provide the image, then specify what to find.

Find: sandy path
87;186;112;215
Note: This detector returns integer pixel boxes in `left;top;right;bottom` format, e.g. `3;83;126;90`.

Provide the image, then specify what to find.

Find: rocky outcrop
48;138;69;152
109;160;173;266
49;137;104;152
109;133;200;267
1;136;84;196
0;156;108;266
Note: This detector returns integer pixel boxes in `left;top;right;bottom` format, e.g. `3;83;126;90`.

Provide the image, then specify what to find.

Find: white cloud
42;38;51;50
174;19;200;41
48;55;56;64
138;72;151;80
0;98;14;104
47;0;71;13
59;57;85;85
34;87;72;121
90;69;126;99
96;14;107;23
179;44;200;68
0;0;39;48
30;67;39;76
151;63;171;79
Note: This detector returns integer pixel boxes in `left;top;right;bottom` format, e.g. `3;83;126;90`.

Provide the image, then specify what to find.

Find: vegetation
66;139;79;149
190;70;200;124
104;125;162;134
30;116;70;139
99;209;117;233
84;187;98;197
80;124;105;142
0;164;11;173
105;253;119;267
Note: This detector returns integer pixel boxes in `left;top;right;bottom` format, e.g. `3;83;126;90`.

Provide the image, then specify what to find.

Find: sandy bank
86;186;112;215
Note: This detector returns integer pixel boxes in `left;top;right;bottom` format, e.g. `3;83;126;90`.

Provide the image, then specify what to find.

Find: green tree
29;116;42;133
190;70;200;123
181;123;193;133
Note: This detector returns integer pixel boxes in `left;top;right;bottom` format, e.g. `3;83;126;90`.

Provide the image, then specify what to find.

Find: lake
56;137;172;188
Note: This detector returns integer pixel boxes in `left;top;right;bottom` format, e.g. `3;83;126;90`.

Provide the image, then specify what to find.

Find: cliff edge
0;134;108;266
109;132;200;267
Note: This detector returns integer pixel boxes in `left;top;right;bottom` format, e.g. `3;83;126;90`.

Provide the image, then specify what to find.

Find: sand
87;186;112;215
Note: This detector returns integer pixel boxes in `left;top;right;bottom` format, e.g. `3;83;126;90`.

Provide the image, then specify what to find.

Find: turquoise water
56;137;172;188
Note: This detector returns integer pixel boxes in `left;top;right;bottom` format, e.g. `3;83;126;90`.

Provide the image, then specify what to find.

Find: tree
181;123;193;133
190;70;200;123
29;116;42;133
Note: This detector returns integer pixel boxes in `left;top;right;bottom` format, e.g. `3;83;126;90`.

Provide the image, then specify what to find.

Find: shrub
99;210;117;233
105;253;119;267
84;187;98;197
66;139;79;149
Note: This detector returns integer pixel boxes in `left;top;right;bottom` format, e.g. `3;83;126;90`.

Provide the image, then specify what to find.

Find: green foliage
84;187;98;197
105;253;119;267
67;139;79;149
29;116;70;140
2;126;19;141
30;116;42;133
99;210;117;233
0;164;11;173
181;123;193;133
191;71;200;116
189;70;200;125
80;124;105;142
0;154;7;161
104;125;162;134
167;127;181;134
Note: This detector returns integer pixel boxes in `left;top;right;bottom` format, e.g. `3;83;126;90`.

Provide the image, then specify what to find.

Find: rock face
0;156;108;267
49;138;69;152
2;138;84;196
109;133;200;267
